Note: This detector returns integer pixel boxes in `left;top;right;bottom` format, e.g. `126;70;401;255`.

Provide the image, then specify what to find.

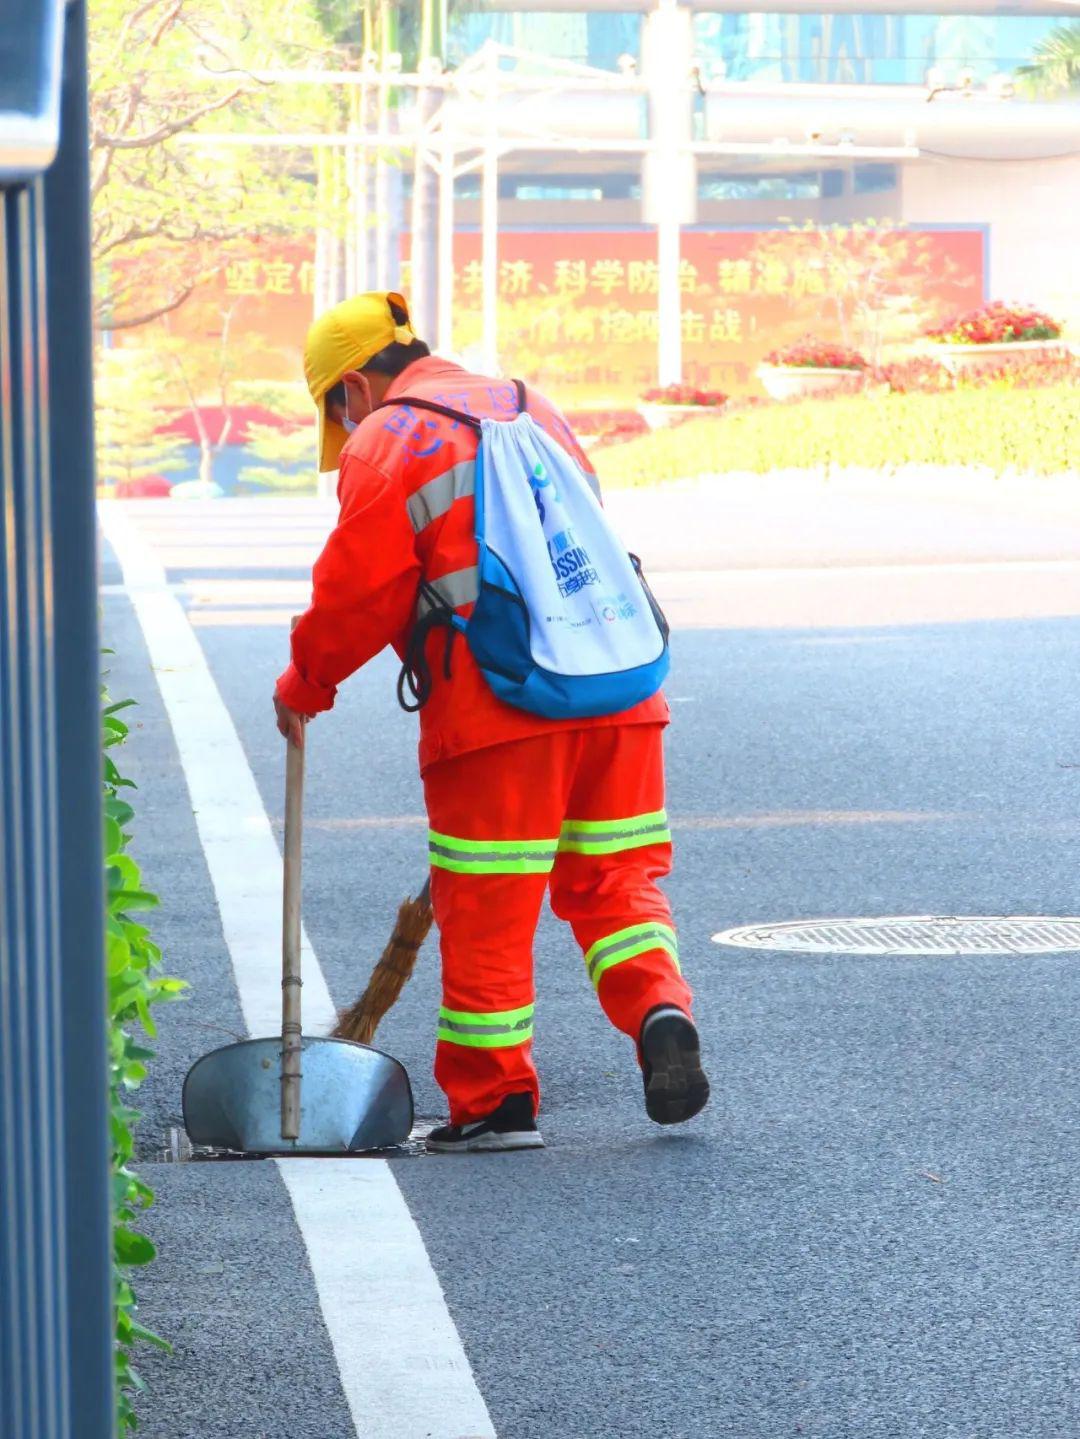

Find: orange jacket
276;357;668;772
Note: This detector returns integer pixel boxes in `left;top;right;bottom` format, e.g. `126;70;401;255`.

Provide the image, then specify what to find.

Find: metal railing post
0;3;113;1436
48;6;114;1431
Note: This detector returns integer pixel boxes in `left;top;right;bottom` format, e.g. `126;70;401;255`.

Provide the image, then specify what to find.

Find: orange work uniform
277;357;693;1122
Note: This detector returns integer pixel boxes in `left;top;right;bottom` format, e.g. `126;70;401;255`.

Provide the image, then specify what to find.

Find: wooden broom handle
280;630;305;1142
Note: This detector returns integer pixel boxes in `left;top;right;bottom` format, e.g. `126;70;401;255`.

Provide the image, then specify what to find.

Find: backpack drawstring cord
397;581;458;713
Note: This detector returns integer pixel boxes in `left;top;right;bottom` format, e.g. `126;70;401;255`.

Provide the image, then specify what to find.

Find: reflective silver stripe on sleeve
406;460;476;534
418;565;480;615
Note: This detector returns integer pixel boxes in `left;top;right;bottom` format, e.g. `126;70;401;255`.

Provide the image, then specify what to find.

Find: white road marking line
99;501;497;1439
279;1161;495;1439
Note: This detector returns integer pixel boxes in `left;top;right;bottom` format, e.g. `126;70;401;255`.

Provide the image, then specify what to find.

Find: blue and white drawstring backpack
393;381;669;720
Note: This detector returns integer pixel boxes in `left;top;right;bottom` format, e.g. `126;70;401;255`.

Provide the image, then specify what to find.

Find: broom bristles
331;890;435;1045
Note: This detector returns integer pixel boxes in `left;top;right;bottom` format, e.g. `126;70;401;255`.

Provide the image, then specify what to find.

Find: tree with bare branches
89;0;345;331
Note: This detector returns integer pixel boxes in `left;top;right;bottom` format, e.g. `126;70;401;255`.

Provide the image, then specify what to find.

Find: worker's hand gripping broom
331;878;434;1044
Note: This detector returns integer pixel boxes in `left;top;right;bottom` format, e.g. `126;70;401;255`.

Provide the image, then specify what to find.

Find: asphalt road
101;487;1080;1439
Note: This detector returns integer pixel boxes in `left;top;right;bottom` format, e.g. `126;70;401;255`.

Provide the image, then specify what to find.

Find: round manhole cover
711;916;1080;956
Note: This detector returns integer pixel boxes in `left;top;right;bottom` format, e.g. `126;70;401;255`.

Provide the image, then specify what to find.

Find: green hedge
103;685;185;1431
594;383;1080;487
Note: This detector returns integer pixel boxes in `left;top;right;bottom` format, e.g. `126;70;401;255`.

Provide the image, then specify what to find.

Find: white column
410;86;438;336
351;82;369;294
344;126;357;296
375;103;390;289
480;42;499;374
642;0;695;387
314;144;328;317
481;144;498;374
437;141;455;355
656;194;682;387
330;146;346;304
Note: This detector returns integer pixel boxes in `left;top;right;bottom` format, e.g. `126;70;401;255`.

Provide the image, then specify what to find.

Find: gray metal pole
46;6;114;1432
0;3;113;1437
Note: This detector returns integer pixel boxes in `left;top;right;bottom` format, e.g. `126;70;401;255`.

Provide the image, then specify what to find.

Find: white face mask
340;381;364;433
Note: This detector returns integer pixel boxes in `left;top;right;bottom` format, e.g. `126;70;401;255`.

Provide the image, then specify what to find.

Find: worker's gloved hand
273;693;309;749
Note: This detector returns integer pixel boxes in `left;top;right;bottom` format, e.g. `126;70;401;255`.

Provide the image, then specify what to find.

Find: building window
446;11;642;71
513;185;605;202
692;13;1066;87
854;164;898;194
698;171;825;202
495;174;640;203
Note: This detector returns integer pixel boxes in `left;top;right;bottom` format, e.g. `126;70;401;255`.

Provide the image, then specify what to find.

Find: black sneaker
640;1007;710;1125
426;1092;544;1153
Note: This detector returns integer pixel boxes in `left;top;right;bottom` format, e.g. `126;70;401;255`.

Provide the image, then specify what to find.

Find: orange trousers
422;723;693;1124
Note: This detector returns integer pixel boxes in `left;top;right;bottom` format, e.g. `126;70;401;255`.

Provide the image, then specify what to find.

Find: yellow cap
303;291;416;472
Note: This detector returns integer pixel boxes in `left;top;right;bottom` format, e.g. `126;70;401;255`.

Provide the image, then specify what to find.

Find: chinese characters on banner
222;254;317;299
428;229;984;404
207;229;984;405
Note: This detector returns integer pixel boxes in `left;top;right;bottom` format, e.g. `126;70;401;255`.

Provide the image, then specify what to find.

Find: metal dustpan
182;735;414;1155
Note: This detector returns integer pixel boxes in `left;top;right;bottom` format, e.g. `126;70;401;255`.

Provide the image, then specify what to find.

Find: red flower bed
877;351;1080;394
871;357;955;394
763;340;868;370
639;384;727;407
926;300;1062;346
565;408;649;437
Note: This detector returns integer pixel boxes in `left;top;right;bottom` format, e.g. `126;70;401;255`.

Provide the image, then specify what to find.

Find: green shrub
595;383;1080;487
103;686;185;1432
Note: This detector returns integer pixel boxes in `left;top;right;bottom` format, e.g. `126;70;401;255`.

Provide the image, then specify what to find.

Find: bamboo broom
331;878;433;1044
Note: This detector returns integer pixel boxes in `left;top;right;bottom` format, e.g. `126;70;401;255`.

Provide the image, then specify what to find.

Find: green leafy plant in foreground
594;382;1080;487
103;685;185;1432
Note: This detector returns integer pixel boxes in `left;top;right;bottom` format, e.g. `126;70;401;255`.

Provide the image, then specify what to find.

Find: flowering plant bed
638;384;727;430
926;301;1067;375
762;342;869;371
931;337;1069;375
565;408;649;437
641;384;727;406
564;408;650;451
876;351;1080;394
757;341;868;401
927;301;1062;346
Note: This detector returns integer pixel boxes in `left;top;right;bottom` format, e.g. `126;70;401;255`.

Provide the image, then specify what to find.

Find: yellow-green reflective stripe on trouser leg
585;923;680;988
437;1003;535;1049
428;829;559;875
558;810;671;856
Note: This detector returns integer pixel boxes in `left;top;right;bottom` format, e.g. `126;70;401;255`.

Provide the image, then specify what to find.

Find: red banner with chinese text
182;227;984;408
433;227;984;405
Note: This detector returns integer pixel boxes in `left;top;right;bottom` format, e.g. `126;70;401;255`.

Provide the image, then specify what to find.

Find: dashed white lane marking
99;502;496;1439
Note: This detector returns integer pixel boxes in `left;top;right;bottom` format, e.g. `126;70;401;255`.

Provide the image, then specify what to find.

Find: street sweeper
273;290;709;1152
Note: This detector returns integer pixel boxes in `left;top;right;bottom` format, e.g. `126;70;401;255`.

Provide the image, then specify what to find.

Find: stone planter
928;337;1068;375
756;364;861;402
638;403;719;430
